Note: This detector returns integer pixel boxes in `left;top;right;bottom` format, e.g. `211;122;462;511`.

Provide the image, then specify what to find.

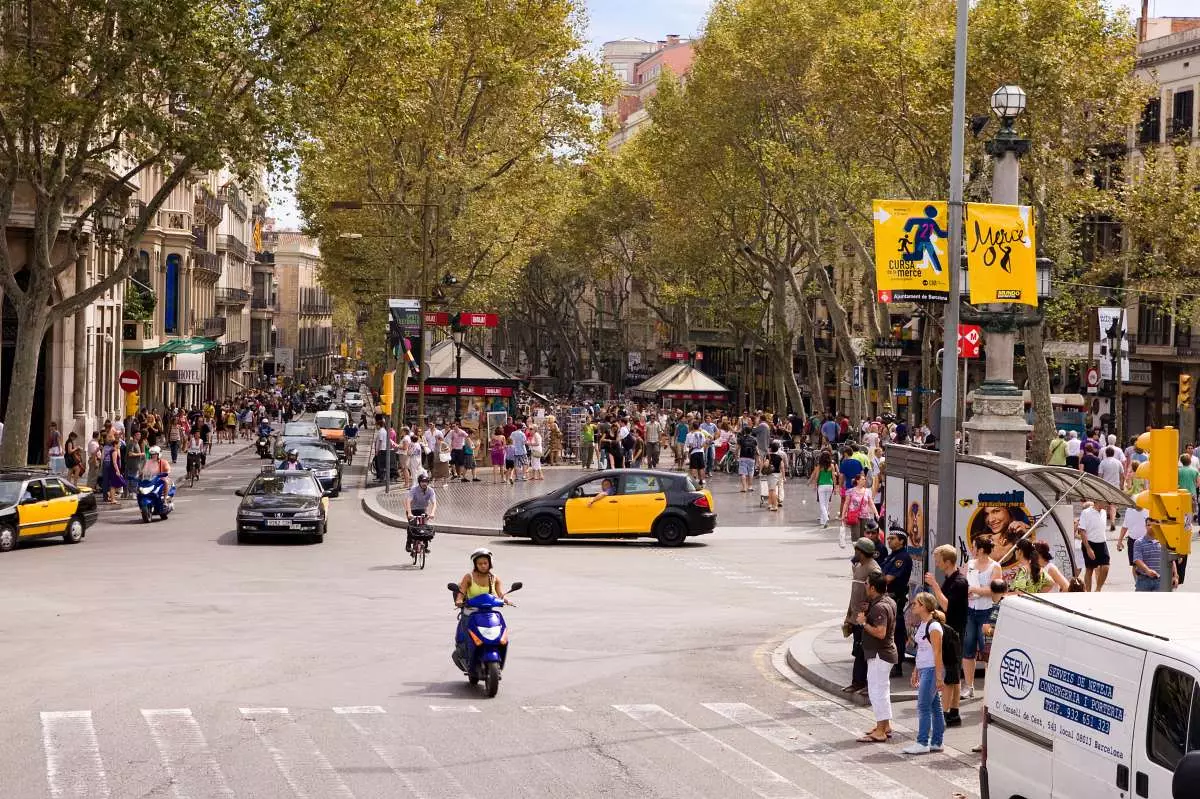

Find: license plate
290;523;309;531
265;519;291;527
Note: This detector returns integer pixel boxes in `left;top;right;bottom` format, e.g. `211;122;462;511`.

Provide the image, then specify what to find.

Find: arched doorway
1;295;51;464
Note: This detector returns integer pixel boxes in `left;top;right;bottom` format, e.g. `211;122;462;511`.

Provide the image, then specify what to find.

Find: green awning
125;337;220;355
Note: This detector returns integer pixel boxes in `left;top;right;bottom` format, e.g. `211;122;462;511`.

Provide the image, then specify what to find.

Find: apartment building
269;231;334;382
1120;17;1200;438
604;35;695;151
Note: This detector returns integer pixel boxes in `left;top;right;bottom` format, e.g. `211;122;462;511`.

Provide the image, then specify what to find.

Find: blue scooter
137;475;176;523
447;581;523;697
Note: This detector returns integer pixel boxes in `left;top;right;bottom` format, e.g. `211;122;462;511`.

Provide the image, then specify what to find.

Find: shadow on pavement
216;530;321;546
490;538;708;550
396;680;482;698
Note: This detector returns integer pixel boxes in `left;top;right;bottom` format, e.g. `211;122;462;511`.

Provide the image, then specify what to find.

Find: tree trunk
1;302;50;467
1023;322;1054;464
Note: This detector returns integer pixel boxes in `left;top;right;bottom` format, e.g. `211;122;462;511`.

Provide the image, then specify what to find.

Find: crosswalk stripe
335;706;473;799
240;707;354;799
614;704;818;799
40;710;110;799
521;705;573;714
788;700;980;797
703;702;927;799
141;709;235;799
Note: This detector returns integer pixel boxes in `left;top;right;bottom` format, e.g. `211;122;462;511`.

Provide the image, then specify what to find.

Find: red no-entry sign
119;369;141;393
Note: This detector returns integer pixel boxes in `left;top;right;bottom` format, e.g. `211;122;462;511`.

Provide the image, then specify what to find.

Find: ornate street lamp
873;338;904;414
990;85;1027;135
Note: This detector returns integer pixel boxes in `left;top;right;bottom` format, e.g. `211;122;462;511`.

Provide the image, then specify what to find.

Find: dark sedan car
0;470;99;552
502;469;716;547
235;470;330;544
293;444;342;495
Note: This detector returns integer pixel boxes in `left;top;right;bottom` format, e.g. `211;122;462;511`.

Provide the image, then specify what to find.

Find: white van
982;592;1200;799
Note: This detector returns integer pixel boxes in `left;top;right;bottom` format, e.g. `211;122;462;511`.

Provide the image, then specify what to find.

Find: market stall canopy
124;337;220;355
629;362;731;398
425;339;519;383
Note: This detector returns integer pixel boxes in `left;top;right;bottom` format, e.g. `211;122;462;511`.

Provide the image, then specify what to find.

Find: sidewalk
784;618;924;706
361;463;822;535
95;440;254;512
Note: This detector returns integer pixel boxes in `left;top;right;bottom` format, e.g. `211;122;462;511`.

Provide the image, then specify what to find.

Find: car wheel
529;514;561;545
654;516;688;547
63;517;85;545
0;522;16;552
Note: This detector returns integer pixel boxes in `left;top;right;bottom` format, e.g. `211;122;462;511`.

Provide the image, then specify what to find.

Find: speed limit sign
1085;367;1100;389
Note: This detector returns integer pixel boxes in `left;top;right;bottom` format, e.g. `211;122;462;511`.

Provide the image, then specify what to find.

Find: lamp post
1106;315;1124;445
451;314;465;419
873;339;903;416
961;84;1037;460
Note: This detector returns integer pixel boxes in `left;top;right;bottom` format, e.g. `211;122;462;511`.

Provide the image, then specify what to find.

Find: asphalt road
0;448;983;799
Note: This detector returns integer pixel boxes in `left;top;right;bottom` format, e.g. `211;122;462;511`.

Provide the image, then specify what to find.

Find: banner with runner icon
965;203;1037;306
872;200;950;302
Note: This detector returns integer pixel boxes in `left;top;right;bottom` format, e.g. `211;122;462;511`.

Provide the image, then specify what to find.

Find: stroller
716;446;738;474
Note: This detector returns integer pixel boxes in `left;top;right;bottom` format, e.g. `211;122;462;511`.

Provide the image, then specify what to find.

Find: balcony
197;316;226;338
192;226;208;251
213;340;248;363
223;185;249;220
251;296;277;312
254;252;275;267
217;234;249;262
194;250;222;280
215;287;251;306
194;185;224;225
300;342;335;358
250;340;271;356
301;301;333;315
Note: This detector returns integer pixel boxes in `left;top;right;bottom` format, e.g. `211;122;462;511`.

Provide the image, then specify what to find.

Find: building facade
268;231;334;382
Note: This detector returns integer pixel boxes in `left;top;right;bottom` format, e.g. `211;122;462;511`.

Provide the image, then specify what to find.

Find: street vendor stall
407;340;520;428
628;362;731;409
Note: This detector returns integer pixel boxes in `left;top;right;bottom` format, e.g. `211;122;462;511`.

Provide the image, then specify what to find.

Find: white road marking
336;705;472;799
789;700;980;797
614;704;816;799
40;710;110;799
521;705;574;714
240;707;354;798
703;703;927;799
141;709;235;799
428;705;480;712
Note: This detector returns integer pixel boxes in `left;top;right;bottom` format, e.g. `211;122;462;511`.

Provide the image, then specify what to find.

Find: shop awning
124;337;220;355
629;362;731;398
229;378;246;388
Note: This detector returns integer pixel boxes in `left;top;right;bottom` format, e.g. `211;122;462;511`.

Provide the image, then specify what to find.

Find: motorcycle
255;431;273;459
136;475;176;523
447;580;523;697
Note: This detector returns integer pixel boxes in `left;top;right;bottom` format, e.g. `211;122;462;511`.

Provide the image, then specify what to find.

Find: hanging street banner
965;203;1037;306
872;200;950;302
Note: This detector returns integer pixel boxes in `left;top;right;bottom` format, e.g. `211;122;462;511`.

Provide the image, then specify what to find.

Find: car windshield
684;476;700;492
248;475;322;497
315;413;346;430
296;446;336;464
345;392;361;401
0;479;25;506
284;422;318;436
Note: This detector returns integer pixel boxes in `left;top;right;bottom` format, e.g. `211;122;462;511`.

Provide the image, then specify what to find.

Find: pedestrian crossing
7;698;981;799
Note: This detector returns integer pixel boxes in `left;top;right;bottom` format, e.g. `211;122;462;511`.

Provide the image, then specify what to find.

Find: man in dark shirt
837;446;864;500
881;530;913;677
1080;443;1101;476
925;543;968;727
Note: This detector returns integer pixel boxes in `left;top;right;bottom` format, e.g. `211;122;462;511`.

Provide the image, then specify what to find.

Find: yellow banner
965;203;1037;306
872;200;950;302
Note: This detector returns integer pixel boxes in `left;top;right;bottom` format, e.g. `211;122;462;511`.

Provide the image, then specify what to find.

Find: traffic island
783;619;920;706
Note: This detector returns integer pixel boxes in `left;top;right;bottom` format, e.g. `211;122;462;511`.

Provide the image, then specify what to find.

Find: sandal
856;734;888;743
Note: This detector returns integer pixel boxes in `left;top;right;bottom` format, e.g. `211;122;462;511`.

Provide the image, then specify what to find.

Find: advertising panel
872;200;950;302
964;202;1038;306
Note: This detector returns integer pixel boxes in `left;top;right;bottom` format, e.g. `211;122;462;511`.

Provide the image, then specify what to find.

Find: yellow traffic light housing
1180;374;1193;408
1134;427;1192;555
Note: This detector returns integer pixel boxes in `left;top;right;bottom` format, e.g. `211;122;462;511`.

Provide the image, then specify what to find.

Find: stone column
963;144;1032;459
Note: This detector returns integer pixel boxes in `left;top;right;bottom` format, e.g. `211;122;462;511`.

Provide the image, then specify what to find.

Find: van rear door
1132;655;1200;799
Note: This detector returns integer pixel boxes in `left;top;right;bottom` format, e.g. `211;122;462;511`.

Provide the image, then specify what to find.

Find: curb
360;488;503;537
783;619;918;707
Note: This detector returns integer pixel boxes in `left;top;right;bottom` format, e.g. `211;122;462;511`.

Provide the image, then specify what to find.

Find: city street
0;449;986;799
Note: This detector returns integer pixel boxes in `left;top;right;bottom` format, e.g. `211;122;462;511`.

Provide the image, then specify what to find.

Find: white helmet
148;446;161;456
470;547;493;565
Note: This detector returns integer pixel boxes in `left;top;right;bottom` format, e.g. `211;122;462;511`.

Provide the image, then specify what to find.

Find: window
623;475;662;494
21;481;45;503
1148;666;1196;771
569;477;616;498
1172;89;1194;139
164;254;181;334
1140;98;1162;145
42;479;66;499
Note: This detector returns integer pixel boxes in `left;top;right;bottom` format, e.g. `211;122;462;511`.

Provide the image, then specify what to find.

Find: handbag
845;492;863;525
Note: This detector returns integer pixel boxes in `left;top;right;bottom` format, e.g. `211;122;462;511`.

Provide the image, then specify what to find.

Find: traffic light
1134;427;1192;555
1180;374;1193;407
380;370;395;415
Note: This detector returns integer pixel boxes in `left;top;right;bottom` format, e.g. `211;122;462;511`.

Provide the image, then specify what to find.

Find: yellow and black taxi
0;469;99;552
502;469;716;547
234;470;331;544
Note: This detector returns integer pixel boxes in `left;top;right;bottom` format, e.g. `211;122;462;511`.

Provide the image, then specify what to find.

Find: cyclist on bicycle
404;474;437;553
344;417;359;462
186;430;205;480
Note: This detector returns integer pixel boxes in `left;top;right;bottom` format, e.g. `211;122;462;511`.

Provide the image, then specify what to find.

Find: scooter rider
139;445;172;495
404;474;437;553
278;448;303;470
454;549;512;661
